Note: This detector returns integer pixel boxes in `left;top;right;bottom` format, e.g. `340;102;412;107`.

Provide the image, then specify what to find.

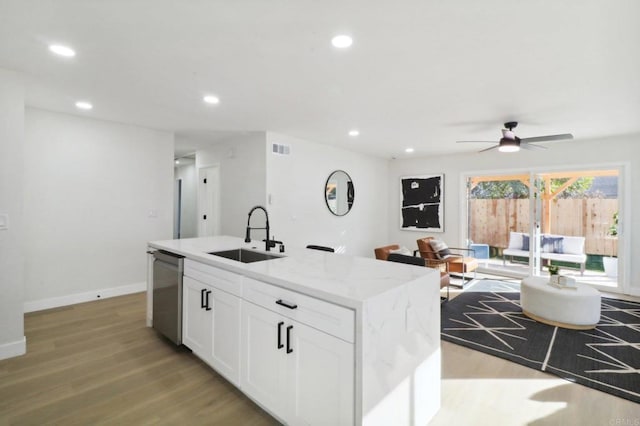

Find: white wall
266;132;389;257
194;132;267;238
174;163;197;238
0;69;25;360
23;108;174;307
388;135;640;295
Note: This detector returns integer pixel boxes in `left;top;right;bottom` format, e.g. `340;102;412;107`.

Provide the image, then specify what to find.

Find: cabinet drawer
184;259;242;297
243;278;354;343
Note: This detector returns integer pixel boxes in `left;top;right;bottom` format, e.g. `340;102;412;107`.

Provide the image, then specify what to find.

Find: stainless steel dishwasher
152;250;184;345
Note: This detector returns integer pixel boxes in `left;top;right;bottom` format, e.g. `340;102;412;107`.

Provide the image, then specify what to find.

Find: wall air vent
271;143;291;155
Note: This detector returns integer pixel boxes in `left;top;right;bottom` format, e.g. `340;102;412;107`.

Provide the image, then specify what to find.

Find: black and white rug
441;292;640;404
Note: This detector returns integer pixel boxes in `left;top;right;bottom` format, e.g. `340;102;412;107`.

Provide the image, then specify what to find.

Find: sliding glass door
466;167;621;292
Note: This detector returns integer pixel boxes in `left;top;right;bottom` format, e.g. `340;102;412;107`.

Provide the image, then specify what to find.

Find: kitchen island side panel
360;270;441;425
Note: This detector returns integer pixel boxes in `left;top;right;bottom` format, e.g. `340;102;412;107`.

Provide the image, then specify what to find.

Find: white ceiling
1;0;639;159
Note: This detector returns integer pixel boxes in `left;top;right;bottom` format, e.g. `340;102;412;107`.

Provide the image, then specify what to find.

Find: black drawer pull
205;290;212;311
200;288;206;309
277;321;284;349
286;325;293;354
275;299;298;310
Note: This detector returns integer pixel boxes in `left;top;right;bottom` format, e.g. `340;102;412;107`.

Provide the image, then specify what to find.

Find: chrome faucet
245;205;277;251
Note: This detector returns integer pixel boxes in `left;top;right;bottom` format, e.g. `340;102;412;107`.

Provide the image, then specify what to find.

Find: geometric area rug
441;292;640;404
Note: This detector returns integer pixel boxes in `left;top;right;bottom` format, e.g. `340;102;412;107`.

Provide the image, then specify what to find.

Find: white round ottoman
520;276;601;330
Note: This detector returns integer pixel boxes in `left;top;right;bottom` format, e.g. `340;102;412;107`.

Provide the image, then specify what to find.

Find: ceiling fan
457;121;573;153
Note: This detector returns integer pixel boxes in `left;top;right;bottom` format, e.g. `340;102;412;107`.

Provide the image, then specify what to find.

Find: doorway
198;165;221;237
466;167;622;292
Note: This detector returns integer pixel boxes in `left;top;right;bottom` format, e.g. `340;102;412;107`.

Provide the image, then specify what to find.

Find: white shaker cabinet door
240;301;288;421
182;276;212;363
209;287;241;386
285;321;354;426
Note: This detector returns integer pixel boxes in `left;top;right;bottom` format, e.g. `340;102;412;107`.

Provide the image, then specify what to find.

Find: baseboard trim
24;282;146;313
0;336;26;361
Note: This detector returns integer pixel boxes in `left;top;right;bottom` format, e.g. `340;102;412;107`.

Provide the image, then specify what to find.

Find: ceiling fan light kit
498;140;520;152
456;121;573;153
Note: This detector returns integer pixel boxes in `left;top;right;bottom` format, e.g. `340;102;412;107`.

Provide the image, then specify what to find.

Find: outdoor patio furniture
469;243;489;265
503;232;587;275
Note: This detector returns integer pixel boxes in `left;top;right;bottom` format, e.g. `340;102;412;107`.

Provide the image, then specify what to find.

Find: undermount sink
208;248;283;263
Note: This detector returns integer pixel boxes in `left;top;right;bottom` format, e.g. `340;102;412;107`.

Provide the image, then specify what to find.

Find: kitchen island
147;236;441;425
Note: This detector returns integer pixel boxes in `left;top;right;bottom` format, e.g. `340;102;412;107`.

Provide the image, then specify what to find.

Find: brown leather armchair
415;237;478;284
374;244;450;299
374;244;400;261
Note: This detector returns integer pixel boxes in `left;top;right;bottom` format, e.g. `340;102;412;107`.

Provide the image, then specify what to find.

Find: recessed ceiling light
49;44;76;57
75;101;93;110
331;35;353;49
175;160;180;165
203;95;220;105
405;147;415;153
348;130;359;137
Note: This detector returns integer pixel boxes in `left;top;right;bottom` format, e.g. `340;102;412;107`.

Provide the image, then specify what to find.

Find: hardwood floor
0;293;278;425
2;291;638;425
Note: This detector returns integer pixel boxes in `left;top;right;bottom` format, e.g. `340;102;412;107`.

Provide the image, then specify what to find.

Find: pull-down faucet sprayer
245;205;274;251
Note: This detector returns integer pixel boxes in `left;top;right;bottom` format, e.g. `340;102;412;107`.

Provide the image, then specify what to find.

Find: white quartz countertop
148;236;436;309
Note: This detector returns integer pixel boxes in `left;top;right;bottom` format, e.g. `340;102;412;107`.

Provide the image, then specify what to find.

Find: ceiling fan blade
520;133;573;143
478;145;499;153
456;141;496;144
520;142;547;151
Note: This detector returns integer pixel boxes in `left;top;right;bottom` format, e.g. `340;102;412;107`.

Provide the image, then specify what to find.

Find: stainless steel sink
208;248;283;263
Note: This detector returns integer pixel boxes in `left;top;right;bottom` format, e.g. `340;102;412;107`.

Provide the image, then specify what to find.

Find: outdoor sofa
503;231;587;275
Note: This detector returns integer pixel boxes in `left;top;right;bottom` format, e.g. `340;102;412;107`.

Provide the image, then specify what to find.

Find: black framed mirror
325;170;354;216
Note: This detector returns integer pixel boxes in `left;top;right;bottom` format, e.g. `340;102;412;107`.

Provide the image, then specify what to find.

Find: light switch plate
0;213;8;230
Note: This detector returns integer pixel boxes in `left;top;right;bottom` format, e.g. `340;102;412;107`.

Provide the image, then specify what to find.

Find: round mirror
325;170;354;216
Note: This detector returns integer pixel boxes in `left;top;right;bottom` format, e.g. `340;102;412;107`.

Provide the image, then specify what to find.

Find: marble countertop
149;236;436;309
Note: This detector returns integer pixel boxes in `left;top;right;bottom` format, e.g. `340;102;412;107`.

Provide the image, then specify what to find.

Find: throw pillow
508;232;524;249
522;235;530;251
541;236;564;253
389;246;412;256
429;239;451;260
562;237;584;255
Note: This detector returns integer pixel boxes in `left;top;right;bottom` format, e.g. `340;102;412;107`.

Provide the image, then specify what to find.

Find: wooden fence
469;199;618;256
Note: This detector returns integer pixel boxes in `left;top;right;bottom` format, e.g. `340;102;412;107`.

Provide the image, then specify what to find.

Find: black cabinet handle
200;288;206;309
205;290;212;311
275;299;298;310
277;321;284;349
286;325;293;354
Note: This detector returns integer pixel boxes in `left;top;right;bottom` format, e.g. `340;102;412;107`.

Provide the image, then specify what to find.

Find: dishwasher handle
153;250;185;266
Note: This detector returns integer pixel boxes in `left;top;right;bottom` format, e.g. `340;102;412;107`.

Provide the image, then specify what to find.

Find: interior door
198;165;220;237
173;178;182;239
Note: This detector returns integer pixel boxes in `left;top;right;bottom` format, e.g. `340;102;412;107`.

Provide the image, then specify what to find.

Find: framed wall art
400;174;444;232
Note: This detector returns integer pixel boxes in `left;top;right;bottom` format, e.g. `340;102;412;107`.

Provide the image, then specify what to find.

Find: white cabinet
209;287;241;382
182;276;212;359
183;259;355;425
241;287;354;425
241;300;289;420
286;319;354;425
182;274;241;386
